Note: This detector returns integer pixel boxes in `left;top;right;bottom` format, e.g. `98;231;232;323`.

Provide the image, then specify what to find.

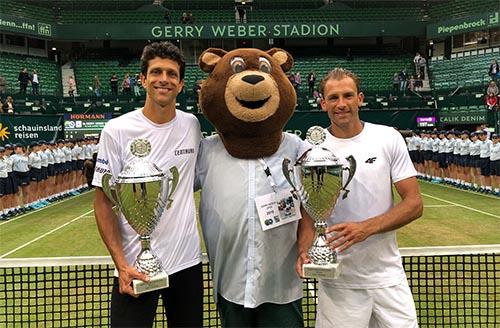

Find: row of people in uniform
0;137;99;220
406;130;500;195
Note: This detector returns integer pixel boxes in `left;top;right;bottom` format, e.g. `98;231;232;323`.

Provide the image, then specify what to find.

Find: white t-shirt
92;108;202;275
320;123;416;289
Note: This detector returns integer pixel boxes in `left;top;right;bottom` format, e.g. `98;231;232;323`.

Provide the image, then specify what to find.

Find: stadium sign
427;12;499;38
439;112;487;124
2;19;426;39
0;115;63;145
0;14;53;38
150;23;340;38
63;113;111;139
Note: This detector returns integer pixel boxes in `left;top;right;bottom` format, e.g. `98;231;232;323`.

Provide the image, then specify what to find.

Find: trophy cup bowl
283;126;356;279
102;139;179;294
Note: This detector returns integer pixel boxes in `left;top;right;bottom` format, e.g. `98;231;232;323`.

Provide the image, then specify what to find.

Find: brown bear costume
198;47;297;159
195;48;306;326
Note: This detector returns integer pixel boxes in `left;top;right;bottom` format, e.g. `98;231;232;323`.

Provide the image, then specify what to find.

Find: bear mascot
195;48;309;327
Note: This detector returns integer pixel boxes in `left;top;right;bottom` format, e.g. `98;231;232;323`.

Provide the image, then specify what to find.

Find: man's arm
295;207;315;278
94;187;148;297
326;176;423;252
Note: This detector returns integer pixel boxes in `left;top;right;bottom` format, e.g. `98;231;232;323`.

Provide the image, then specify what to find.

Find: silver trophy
102;138;179;294
283;126;356;279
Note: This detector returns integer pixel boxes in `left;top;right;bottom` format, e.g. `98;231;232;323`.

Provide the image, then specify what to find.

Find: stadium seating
429;47;500;91
0;0;53;22
293;55;413;93
428;0;500;20
0;52;62;96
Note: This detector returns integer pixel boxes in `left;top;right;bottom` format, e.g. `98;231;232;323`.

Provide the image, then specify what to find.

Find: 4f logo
365;157;377;164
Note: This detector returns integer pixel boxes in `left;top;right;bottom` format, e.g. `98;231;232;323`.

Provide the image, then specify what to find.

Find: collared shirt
3;155;13;172
196;133;308;308
28;152;42;169
12;154;29;172
490;142;500;161
45;149;55;165
469;140;482;156
480;139;492;158
38;150;48;167
0;158;8;178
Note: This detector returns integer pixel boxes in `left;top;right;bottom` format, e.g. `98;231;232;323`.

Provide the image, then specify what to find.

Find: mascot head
198;48;296;158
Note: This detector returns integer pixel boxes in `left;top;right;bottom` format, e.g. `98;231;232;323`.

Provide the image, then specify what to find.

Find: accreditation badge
255;188;301;231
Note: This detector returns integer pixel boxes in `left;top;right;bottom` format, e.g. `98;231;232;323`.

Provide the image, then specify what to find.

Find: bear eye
259;57;271;73
230;57;246;73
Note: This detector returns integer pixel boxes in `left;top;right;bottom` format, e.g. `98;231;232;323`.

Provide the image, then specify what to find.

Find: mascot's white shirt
196;132;309;308
321;122;416;289
93;108;202;275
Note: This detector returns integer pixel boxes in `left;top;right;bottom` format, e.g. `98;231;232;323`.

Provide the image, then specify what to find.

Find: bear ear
199;48;227;73
267;48;294;73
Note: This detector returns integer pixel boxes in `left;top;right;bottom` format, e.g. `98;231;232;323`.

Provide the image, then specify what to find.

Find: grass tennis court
1;180;498;259
0;181;499;327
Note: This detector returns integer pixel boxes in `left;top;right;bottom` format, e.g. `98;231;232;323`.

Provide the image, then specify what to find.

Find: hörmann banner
427;12;499;38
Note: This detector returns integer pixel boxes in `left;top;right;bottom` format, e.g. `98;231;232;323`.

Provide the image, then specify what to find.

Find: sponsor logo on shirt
96;157;109;165
94;164;110;175
365;157;377;164
174;148;195;156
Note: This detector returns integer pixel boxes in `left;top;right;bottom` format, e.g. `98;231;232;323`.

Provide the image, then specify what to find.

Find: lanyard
258;158;277;193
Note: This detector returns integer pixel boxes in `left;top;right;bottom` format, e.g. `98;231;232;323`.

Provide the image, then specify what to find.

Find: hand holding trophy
283;126;356;279
102;138;179;294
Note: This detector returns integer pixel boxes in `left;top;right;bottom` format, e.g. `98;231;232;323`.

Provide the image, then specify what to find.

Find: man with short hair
93;41;203;327
297;68;423;328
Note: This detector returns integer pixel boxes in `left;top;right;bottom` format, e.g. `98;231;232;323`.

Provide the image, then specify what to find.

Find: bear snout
241;74;265;85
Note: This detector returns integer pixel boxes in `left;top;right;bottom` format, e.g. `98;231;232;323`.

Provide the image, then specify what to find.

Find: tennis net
0;245;498;327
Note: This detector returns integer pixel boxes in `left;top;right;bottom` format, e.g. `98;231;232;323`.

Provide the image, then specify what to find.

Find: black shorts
14;171;30;186
48;164;56;177
415;151;424;164
479;158;490;176
5;172;15;194
423;151;432;161
41;166;48;180
71;160;78;171
438;153;447;168
490;160;500;176
432;152;439;162
30;168;42;182
470;155;480;168
0;177;6;196
445;153;454;165
77;159;85;170
459;155;469;167
110;263;203;328
63;162;71;173
409;150;417;162
54;163;62;175
453;154;461;165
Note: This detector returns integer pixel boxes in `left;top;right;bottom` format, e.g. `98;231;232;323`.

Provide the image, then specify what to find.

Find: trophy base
303;262;340;279
133;272;169;294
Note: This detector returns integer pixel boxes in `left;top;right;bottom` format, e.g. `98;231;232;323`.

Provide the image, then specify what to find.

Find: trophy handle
282;158;297;188
101;173;119;205
341;155;356;200
166;166;179;209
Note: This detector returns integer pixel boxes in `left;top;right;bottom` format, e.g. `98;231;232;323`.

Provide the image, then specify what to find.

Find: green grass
1;182;498;258
0;182;498;327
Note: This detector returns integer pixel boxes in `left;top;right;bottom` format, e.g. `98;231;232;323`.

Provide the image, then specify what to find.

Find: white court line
421;193;500;219
420;180;499;200
0;191;92;226
424;204;456;208
0;209;94;258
